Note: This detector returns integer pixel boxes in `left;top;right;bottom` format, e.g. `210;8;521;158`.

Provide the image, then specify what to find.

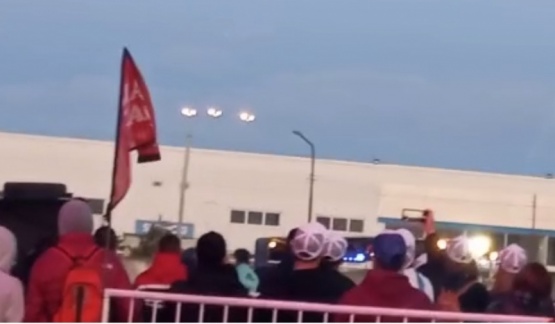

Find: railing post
101;289;111;322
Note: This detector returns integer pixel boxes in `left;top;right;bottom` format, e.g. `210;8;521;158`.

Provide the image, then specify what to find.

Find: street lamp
181;107;197;117
293;130;315;223
239;111;256;122
207;107;223;118
177;106;255;237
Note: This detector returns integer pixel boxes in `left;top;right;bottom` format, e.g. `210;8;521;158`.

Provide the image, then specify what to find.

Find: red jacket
335;269;434;322
134;252;188;288
24;233;132;322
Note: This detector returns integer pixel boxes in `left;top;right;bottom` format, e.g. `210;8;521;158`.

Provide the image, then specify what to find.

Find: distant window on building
316;216;331;229
86;198;105;215
265;213;280;226
230;210;246;224
508;233;542;262
332;218;348;231
547;237;555;266
248;211;263;225
349;219;364;233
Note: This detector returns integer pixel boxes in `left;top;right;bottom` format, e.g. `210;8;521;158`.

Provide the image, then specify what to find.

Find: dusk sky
2;0;555;175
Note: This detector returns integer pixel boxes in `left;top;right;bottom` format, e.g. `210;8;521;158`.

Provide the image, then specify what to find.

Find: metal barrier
102;288;552;323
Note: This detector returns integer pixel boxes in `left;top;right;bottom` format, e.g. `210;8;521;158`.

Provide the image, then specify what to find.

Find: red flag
107;48;161;216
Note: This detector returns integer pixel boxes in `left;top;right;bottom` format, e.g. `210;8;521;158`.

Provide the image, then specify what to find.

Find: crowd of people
0;199;554;322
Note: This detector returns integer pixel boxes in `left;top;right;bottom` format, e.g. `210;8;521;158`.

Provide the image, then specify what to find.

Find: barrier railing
102;288;552;323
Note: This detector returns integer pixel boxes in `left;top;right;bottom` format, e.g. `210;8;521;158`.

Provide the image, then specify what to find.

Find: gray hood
58;199;94;236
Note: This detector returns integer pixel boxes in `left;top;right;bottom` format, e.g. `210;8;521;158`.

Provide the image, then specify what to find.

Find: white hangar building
1;131;555;266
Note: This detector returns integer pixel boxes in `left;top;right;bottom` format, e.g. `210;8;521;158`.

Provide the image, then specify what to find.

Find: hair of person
233;248;251;264
286;228;298;245
513;262;552;299
93;226;117;251
158;234;181;253
196;231;227;268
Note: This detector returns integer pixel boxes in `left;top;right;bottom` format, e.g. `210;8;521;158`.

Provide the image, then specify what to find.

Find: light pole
293;130;315;223
177;107;255;237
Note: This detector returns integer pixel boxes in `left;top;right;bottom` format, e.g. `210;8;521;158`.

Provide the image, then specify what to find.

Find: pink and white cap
498;244;527;274
446;235;473;264
322;231;348;262
290;222;328;261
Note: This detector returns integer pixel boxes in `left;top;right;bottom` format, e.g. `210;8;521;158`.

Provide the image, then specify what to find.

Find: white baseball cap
498;244;527;274
396;228;416;268
290;222;328;261
322;231;348;262
446;235;473;264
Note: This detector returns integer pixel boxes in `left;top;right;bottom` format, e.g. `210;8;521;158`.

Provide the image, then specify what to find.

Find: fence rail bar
103;288;551;323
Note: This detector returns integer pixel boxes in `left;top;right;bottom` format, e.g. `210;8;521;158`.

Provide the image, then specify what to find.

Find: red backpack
53;247;104;322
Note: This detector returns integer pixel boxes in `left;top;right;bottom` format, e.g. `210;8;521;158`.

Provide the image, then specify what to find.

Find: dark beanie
196;231;226;268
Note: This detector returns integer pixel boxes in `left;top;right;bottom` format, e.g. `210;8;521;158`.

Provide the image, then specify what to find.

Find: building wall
1;131;555;251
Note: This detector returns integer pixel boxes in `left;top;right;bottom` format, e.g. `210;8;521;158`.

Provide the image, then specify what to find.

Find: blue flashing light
343;251;370;263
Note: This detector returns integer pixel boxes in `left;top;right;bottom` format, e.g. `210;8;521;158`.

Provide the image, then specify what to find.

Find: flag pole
105;47;130;227
101;48;129;293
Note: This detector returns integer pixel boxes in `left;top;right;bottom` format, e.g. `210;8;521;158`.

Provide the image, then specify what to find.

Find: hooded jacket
0;226;24;322
335;269;434;322
135;252;188;288
24;200;133;322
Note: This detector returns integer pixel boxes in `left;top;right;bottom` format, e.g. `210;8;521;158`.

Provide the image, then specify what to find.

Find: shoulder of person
0;271;22;290
336;285;363;305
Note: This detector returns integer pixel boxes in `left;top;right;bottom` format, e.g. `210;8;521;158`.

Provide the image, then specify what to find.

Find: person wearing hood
490;244;527;300
0;226;24;322
396;229;434;302
319;231;355;295
335;230;434;322
24;199;133;322
440;235;490;313
135;233;188;288
135;233;188;322
165;231;248;322
487;262;554;317
233;248;259;294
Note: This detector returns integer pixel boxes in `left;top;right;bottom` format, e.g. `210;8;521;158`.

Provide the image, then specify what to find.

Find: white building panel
1;131;555;252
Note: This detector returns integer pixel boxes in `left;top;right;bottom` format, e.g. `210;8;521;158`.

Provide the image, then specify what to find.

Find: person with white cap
260;223;346;321
320;231;355;293
487;262;554;317
396;229;434;302
491;244;527;297
440;235;490;313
